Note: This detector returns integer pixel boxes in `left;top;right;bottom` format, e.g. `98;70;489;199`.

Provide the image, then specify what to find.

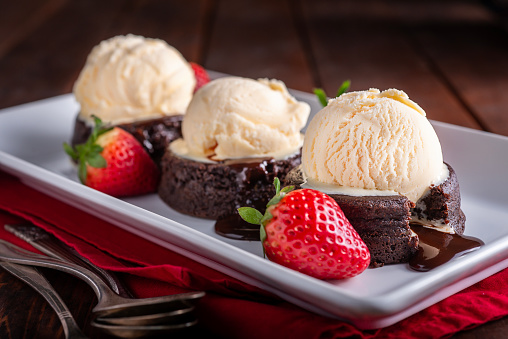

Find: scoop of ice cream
176;76;310;160
302;88;447;203
73;34;196;124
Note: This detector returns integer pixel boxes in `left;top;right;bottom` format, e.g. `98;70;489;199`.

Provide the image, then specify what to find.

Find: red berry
190;62;210;93
263;189;370;279
64;117;159;197
85;128;159;197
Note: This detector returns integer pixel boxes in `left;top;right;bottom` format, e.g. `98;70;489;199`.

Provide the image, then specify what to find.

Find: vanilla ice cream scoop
174;76;310;160
73;34;196;124
302;88;448;203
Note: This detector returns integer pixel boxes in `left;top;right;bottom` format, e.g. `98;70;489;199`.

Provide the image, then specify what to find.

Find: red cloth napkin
1;169;508;338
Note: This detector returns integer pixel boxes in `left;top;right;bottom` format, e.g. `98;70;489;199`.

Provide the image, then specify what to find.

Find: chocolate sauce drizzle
215;213;261;241
409;223;484;272
223;157;274;188
213;157;276;241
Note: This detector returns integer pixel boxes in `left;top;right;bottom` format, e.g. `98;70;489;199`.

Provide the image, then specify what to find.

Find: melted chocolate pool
215;213;261;241
409;223;484;272
215;213;484;272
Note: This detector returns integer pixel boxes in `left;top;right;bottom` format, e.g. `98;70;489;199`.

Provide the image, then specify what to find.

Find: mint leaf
314;88;328;107
314;81;351;108
238;207;263;224
336;80;351;97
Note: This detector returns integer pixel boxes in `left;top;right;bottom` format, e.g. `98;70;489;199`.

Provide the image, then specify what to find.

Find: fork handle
0;239;117;306
5;223;133;298
0;262;88;339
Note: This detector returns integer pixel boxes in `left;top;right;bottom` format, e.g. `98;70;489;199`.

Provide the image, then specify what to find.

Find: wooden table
1;0;508;337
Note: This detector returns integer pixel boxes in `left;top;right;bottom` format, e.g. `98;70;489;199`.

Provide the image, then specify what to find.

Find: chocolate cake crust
158;149;301;219
413;163;465;234
327;194;416;267
330;194;413;221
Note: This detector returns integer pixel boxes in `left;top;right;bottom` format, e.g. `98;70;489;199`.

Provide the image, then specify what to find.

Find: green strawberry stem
63;115;112;183
238;178;295;245
313;79;351;107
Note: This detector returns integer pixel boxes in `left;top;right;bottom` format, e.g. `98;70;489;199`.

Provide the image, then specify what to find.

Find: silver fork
4;223;200;326
0;262;88;339
4;223;133;298
0;239;205;319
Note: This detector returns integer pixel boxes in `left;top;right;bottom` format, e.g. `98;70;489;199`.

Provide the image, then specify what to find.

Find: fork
4;223;201;326
0;239;204;319
0;262;88;339
4;223;133;298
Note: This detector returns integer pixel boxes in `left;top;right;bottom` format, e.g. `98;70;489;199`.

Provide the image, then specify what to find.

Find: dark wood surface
1;0;508;337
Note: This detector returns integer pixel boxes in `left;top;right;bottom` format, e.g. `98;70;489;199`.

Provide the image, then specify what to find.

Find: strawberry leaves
238;177;294;244
314;80;351;107
63;116;113;183
239;177;294;225
237;207;263;225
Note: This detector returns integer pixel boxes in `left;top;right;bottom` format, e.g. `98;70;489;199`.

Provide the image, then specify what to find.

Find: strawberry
239;178;370;280
63;116;159;197
190;62;210;93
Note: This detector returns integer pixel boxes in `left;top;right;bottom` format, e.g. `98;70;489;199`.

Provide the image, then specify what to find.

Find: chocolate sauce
225;157;274;186
409;223;483;272
213;157;276;241
215;213;261;241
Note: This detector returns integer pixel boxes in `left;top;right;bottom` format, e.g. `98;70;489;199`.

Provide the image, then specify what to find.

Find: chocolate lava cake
284;163;465;267
158;149;301;220
71;114;183;166
412;163;466;235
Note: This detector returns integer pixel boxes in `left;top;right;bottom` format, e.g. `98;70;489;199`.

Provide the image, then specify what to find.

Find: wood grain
0;0;67;59
414;21;508;135
0;0;127;109
0;268;97;338
299;0;484;130
206;0;314;91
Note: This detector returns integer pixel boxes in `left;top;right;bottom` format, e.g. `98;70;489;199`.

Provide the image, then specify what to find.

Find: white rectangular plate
1;85;508;329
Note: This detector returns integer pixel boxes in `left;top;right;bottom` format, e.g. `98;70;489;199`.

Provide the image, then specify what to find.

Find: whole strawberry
63;116;159;197
239;178;370;279
190;62;210;93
